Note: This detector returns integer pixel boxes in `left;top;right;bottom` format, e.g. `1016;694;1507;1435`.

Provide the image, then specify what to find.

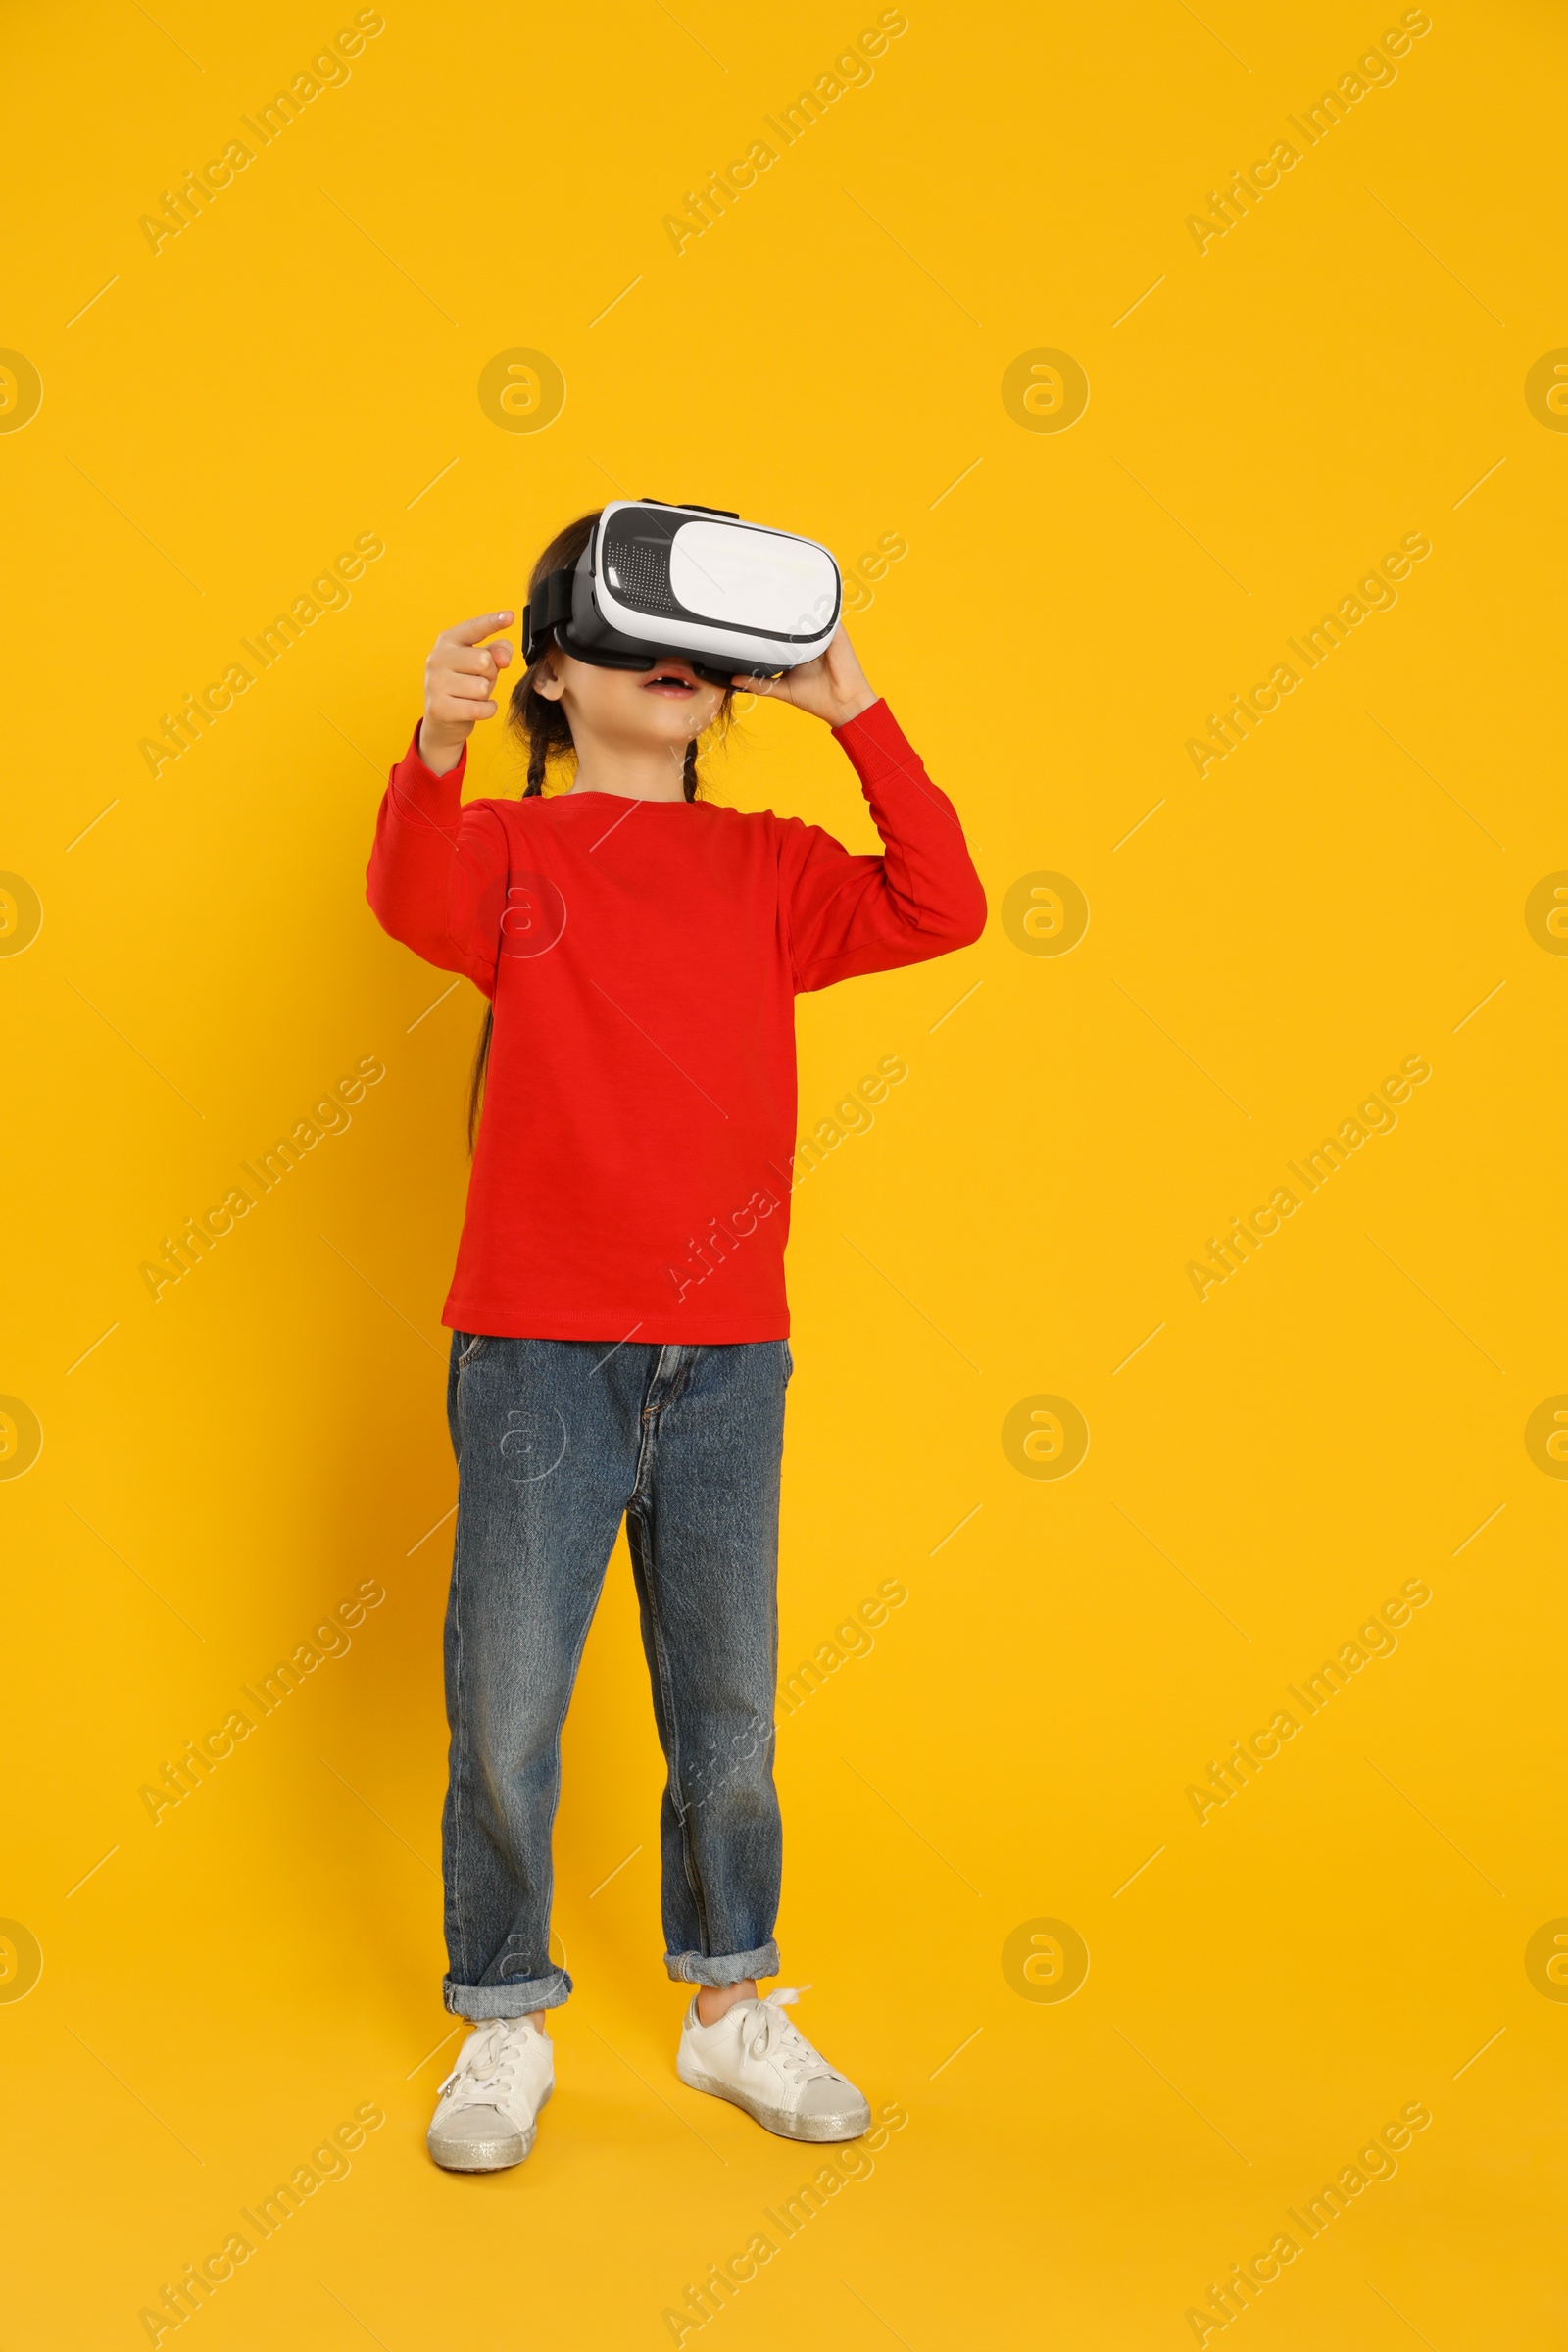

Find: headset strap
521;567;577;663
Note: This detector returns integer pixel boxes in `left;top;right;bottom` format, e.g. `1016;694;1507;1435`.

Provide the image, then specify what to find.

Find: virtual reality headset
523;500;842;686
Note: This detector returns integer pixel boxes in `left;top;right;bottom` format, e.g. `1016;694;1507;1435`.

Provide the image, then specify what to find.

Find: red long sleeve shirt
367;699;985;1343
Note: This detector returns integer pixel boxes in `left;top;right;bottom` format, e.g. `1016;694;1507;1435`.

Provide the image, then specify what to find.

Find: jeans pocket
456;1333;490;1369
782;1340;794;1383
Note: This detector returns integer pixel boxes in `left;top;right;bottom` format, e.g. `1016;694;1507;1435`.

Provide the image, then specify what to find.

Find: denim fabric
441;1332;792;2017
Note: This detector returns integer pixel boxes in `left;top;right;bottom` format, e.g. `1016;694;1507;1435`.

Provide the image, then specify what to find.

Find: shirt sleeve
365;727;510;998
776;700;987;994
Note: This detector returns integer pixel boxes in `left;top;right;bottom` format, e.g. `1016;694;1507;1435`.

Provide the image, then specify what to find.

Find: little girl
367;506;985;2171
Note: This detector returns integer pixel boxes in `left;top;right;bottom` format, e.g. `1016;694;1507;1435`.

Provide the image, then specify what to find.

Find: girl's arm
748;630;988;993
365;613;514;991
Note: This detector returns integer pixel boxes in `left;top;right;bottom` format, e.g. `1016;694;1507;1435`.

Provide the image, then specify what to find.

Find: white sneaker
676;1987;870;2142
427;2016;554;2172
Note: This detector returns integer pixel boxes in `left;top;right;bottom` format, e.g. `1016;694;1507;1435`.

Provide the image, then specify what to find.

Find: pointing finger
444;612;514;648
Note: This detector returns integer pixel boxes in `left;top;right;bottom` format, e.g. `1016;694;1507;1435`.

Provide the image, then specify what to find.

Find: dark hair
466;510;734;1149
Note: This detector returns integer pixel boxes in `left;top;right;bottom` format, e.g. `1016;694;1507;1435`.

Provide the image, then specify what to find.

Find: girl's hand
419;612;514;776
733;624;877;729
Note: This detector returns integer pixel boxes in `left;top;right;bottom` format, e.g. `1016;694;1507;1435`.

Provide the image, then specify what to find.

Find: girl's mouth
641;664;701;698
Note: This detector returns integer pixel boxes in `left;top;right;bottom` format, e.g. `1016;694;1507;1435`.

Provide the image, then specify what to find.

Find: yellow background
5;0;1565;2342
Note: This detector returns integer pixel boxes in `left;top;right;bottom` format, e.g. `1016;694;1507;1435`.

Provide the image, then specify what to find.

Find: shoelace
438;2018;535;2105
733;1987;836;2084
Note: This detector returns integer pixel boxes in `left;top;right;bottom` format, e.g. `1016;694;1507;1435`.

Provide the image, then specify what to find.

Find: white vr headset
523;500;842;686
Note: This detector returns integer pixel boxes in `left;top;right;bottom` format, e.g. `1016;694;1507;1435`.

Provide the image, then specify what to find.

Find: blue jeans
441;1332;792;2016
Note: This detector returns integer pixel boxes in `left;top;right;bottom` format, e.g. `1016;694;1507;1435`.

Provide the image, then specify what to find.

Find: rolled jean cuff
664;1940;779;1987
444;1967;571;2018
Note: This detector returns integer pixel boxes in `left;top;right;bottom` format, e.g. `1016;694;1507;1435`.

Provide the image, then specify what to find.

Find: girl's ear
532;653;564;703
